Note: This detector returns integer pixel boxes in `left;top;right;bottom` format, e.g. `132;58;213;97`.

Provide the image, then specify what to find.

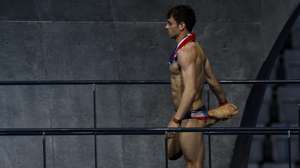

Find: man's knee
186;159;203;168
168;150;183;160
167;135;183;160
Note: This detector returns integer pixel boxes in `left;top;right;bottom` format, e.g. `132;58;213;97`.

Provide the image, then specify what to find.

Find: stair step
271;123;290;127
261;163;297;168
293;17;300;29
277;87;300;102
292;27;300;48
263;87;300;124
258;87;300;124
268;50;299;79
283;68;300;79
278;104;299;124
283;50;300;78
284;50;300;61
248;163;259;168
271;135;299;162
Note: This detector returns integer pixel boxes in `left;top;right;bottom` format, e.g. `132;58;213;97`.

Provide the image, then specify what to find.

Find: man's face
165;16;181;39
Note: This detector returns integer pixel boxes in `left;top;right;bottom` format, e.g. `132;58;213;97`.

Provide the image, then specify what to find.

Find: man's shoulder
176;42;198;65
177;42;197;55
183;41;197;50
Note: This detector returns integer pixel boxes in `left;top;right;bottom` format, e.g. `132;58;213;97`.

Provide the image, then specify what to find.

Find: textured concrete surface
262;0;300;57
0;22;118;80
0;0;113;21
46;136;95;168
0;137;43;168
0;0;299;168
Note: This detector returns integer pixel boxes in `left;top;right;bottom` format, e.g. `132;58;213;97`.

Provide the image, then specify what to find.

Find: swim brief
182;106;209;121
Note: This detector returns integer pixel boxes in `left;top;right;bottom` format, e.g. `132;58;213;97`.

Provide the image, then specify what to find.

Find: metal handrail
0;127;299;136
0;79;298;168
0;79;299;168
0;127;297;168
0;79;299;85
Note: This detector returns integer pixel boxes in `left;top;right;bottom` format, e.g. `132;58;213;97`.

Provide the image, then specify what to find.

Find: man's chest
169;62;181;75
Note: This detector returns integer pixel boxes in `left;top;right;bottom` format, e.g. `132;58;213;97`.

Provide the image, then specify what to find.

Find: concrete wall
0;0;298;168
262;0;300;57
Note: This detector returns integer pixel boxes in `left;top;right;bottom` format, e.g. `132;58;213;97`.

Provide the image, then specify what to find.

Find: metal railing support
298;104;300;157
208;133;212;168
164;132;169;168
0;127;299;136
288;130;292;168
0;79;298;168
0;79;298;85
42;132;46;168
93;84;98;168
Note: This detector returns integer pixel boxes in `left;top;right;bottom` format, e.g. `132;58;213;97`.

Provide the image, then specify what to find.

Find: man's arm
173;45;197;121
204;58;227;105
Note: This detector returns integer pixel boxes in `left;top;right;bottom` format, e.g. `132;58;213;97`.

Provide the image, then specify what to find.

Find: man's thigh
179;119;206;161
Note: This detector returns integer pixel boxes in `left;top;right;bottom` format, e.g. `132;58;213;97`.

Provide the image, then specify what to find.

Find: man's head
165;5;196;39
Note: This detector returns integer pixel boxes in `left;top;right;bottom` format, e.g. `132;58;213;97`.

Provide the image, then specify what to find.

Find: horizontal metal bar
0;80;299;85
0;80;169;85
0;127;299;136
219;79;300;84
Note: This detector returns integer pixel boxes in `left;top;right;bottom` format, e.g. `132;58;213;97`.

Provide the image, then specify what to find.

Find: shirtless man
165;5;228;168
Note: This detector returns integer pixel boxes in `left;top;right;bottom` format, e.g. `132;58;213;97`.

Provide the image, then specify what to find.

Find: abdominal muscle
170;74;204;110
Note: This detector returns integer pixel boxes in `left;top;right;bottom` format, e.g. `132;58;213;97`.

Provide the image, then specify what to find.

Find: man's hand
168;119;180;128
167;119;180;139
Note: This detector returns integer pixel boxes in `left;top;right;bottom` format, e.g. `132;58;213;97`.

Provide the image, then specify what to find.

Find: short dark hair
167;5;196;32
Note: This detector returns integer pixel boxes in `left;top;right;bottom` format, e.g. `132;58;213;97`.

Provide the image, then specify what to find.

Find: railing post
206;88;211;168
208;133;212;168
298;104;300;159
165;131;169;168
288;130;291;168
42;132;46;168
93;84;98;168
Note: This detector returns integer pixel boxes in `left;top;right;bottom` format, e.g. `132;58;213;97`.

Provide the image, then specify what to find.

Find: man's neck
176;31;190;44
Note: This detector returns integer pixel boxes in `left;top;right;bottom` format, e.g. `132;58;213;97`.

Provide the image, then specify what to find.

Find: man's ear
178;22;186;31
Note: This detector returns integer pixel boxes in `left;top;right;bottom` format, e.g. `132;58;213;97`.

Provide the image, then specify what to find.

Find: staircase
248;16;300;168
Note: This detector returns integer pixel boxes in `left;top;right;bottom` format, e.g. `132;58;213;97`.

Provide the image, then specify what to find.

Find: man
165;5;229;168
